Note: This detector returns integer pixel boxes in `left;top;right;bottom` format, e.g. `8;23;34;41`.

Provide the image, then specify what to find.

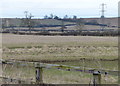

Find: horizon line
0;16;118;19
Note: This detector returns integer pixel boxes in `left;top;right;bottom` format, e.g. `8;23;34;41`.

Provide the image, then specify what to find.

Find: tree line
43;14;77;19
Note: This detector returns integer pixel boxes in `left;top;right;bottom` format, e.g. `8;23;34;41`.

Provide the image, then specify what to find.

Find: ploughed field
2;34;118;84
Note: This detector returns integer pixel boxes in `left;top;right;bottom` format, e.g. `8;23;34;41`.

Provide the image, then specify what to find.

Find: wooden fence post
35;63;43;84
93;71;101;86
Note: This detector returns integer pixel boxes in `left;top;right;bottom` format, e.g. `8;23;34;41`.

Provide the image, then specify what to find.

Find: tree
64;15;68;19
73;15;77;19
60;20;66;32
22;11;34;33
49;14;54;19
76;18;84;33
54;15;59;19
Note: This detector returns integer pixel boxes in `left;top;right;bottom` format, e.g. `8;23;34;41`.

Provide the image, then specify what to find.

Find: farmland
2;34;118;61
1;33;118;84
2;34;118;68
0;1;119;84
2;18;118;36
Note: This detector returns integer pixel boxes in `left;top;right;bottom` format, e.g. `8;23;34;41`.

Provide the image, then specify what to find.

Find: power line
100;3;107;29
101;3;106;18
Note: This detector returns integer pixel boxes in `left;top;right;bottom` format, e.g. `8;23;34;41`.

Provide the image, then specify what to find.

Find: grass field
2;34;118;61
2;34;118;84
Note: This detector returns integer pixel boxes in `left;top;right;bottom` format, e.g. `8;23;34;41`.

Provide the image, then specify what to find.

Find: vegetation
2;61;118;84
2;33;118;84
2;31;118;83
1;9;119;84
2;34;118;67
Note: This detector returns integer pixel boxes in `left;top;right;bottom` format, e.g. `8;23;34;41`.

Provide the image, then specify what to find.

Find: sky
0;0;119;18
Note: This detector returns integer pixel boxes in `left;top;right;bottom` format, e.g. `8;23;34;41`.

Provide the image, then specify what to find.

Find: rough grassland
2;34;118;61
2;34;118;84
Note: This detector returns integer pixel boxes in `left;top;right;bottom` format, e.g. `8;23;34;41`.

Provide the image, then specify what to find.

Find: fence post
93;71;101;86
35;63;43;84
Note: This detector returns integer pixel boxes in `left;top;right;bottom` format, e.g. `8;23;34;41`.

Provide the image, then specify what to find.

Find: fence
0;60;118;85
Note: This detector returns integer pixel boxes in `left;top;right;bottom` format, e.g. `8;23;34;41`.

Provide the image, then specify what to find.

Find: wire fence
0;59;119;84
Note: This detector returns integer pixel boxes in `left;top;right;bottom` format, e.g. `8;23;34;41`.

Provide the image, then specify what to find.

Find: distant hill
83;17;118;27
1;17;118;28
1;18;75;27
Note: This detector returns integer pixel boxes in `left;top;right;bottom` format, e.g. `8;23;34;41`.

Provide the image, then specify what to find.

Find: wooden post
82;58;85;72
93;71;101;85
35;63;43;84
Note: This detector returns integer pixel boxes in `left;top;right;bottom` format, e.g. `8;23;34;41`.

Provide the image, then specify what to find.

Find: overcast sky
0;0;119;18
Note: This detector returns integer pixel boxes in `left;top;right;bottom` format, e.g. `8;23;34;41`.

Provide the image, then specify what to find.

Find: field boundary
2;58;118;64
1;60;119;84
2;28;118;36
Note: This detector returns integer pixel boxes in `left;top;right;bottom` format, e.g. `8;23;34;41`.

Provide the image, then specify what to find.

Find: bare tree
49;14;54;19
22;11;34;33
76;18;84;33
61;20;64;32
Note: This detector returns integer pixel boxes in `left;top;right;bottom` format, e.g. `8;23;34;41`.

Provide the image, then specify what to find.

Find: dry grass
2;34;118;84
2;64;118;84
2;34;118;61
2;34;118;46
3;45;118;61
